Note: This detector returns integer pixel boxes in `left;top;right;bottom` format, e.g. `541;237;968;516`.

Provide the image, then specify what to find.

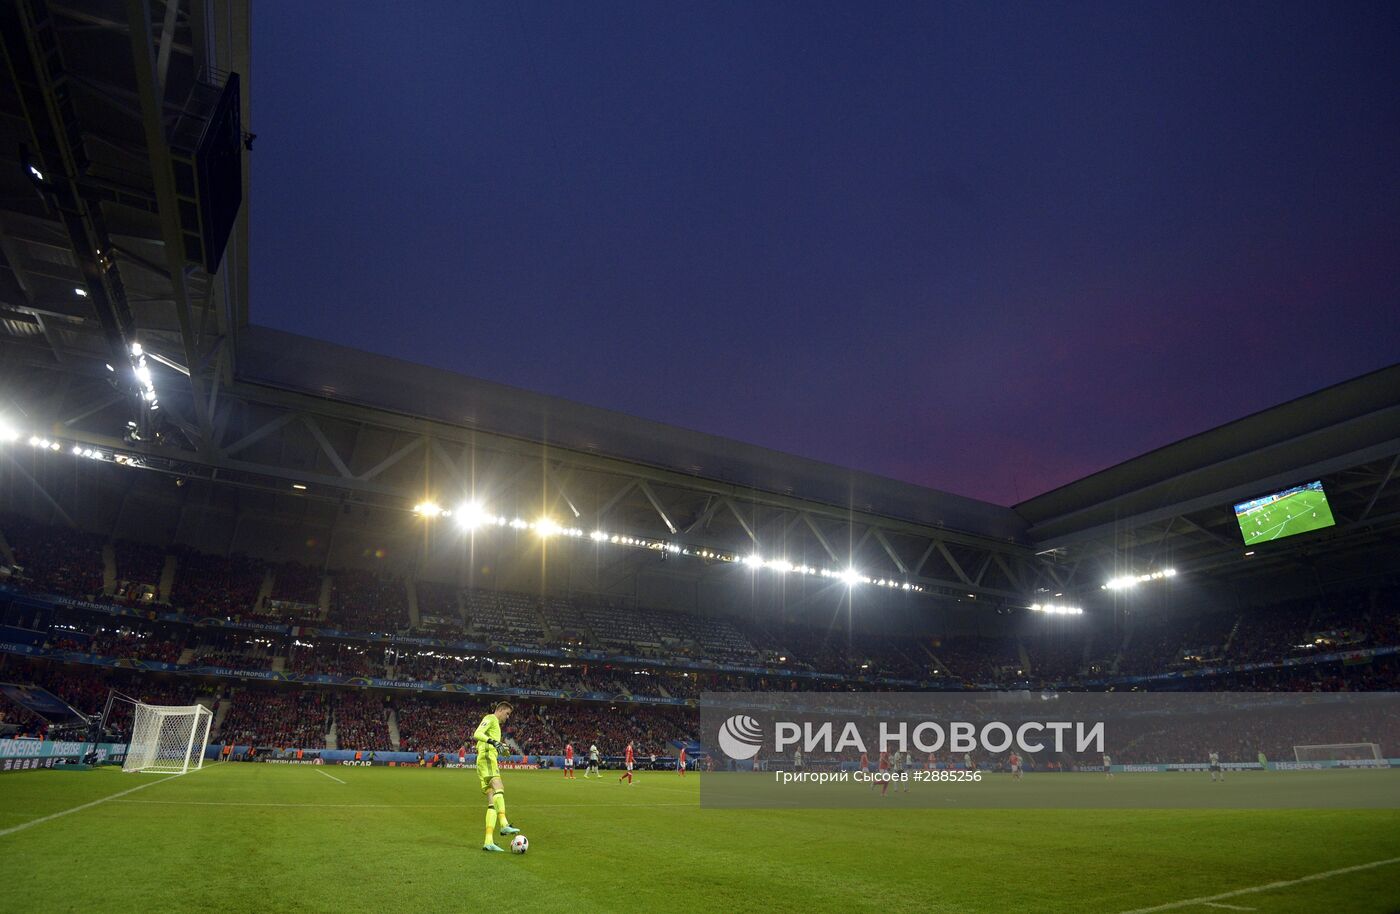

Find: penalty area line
314;767;347;784
1113;856;1400;914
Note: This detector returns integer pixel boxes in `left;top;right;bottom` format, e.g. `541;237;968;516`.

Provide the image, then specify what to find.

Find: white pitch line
314;768;347;784
1113;856;1400;914
112;799;699;809
0;772;186;838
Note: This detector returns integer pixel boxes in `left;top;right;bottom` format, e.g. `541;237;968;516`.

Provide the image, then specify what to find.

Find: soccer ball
510;834;528;854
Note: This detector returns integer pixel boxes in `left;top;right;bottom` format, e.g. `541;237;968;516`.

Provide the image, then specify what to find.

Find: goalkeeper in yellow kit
475;701;521;852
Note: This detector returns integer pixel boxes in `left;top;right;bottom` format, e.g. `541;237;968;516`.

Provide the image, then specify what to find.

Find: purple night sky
251;1;1400;506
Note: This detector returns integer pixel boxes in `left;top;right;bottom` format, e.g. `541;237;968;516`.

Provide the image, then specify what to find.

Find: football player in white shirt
585;743;600;779
1209;750;1224;782
1103;753;1114;779
963;752;974;771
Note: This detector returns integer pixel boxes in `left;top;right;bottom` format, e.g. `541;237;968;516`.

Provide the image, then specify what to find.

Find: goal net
123;702;213;774
1293;743;1382;763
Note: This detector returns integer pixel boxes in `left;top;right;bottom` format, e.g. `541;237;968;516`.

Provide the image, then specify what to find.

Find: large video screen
1233;480;1336;545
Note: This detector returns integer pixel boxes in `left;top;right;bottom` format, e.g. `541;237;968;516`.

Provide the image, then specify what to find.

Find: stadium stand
113;540;166;590
268;561;323;608
1;514;104;599
3;506;1399;756
332;692;393;751
285;640;381;677
170;547;266;619
330;569;409;632
415;580;463;633
464;589;548;644
220;688;330;749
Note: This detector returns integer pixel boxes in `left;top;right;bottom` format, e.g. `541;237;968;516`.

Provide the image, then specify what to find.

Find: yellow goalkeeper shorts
477;759;500;795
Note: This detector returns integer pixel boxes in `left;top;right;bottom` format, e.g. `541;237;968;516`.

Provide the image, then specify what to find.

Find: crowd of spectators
393;695;472;753
390;701;697;758
114;541;166;588
191;641;275;670
220;688;329;748
269;561;323;606
329;570;409;632
333;691;391;751
388;650;501;684
2;514;104;598
44;624;183;665
170;547;265;620
0;702;41;737
286;640;380;678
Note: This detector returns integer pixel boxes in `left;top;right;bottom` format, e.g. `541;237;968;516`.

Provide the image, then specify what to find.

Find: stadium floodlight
840;568;864;587
130;341;143;356
1029;603;1083;615
413;501;445;518
590;530;608;541
766;559;794;573
743;554;765;568
1103;568;1177;590
28;164;43;180
0;419;19;443
534;518;563;538
456;500;492;530
74;287;88;297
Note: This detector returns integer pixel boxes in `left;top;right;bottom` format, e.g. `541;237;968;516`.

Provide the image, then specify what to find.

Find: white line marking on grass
314;768;346;784
112;800;699;809
1113;856;1400;914
0;771;189;838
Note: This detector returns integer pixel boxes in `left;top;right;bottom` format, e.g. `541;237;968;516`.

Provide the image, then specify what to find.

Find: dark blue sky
252;1;1400;506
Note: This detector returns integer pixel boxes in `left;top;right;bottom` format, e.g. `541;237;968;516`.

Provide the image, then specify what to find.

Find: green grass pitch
4;764;1399;913
1239;488;1335;544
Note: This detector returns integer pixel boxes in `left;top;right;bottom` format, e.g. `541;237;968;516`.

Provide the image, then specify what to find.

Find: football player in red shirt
619;741;635;785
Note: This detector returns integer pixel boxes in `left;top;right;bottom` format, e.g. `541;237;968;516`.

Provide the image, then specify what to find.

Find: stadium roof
2;1;1395;612
237;325;1025;542
1016;363;1400;589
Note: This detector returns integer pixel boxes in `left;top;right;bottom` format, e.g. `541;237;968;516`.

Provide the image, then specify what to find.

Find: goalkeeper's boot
482;843;506;853
499;825;521;836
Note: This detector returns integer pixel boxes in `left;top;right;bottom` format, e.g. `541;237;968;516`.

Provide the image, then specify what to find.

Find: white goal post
122;702;214;774
1293;743;1382;763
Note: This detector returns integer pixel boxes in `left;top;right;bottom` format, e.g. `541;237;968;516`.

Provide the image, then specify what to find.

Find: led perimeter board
1233;480;1336;545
